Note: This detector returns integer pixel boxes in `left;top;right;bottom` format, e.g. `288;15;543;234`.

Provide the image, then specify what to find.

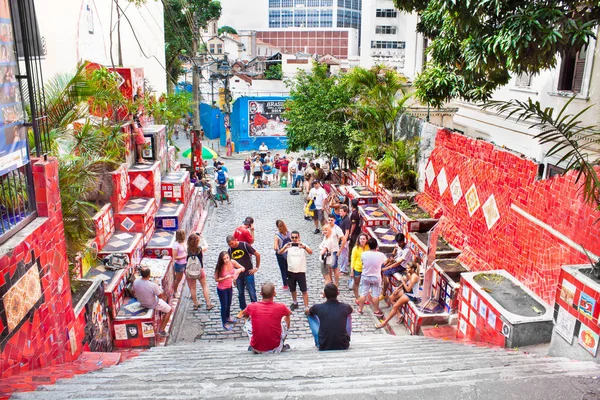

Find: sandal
397;315;405;324
375;323;386;329
374;312;384;319
192;304;200;311
206;304;215;311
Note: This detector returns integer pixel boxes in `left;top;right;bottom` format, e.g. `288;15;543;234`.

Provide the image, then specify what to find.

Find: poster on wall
0;7;27;176
578;323;599;356
248;100;287;137
555;306;577;344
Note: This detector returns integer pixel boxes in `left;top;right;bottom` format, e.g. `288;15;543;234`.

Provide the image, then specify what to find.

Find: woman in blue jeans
214;251;245;331
273;219;291;289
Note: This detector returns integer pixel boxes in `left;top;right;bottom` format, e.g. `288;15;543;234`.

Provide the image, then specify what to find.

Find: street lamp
212;54;234;155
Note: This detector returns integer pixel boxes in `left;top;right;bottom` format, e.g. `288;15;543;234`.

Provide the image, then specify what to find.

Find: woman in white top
319;225;339;286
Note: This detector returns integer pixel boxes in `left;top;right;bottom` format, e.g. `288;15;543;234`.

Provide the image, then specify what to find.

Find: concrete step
11;334;600;399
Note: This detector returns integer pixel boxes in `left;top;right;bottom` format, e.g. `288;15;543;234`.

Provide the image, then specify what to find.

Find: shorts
383;266;404;277
287;271;307;293
154;298;172;313
320;261;331;276
353;269;362;277
330;251;339;270
312;209;324;222
174;262;186;273
217;185;227;196
253;171;262;178
359;276;382;298
134;129;145;145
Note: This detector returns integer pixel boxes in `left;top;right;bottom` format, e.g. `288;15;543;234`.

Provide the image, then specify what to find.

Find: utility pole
191;16;200;131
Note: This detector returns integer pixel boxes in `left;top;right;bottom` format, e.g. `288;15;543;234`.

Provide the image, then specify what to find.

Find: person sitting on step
376;261;420;329
238;282;292;354
132;266;172;337
307;283;353;351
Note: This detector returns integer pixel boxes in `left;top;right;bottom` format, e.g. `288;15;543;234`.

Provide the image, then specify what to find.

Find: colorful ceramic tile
469;308;478;326
501;322;511;338
555;306;577;344
462;284;470;302
437;167;448;196
3;266;42;332
114;324;127;340
560;279;576;305
470;293;478;310
487;311;497;329
459;318;467;335
461;300;469;316
425;161;435;187
450;175;463;205
465;184;480;217
479;301;488;318
578;322;599;356
578;292;596;320
142;322;154;338
482;194;500;230
120;217;135;232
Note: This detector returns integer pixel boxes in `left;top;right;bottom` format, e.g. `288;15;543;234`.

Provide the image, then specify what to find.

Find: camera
291;243;299;247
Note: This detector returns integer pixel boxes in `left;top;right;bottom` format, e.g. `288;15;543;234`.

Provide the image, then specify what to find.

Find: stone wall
0;158;78;378
417;129;600;304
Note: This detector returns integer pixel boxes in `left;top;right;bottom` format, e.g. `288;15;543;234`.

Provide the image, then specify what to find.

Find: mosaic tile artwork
156;202;183;217
469;308;478;326
450;175;462;206
465;184;480;217
3;265;42;332
482;194;500;230
559;279;576;306
120;217;135;232
131;174;150;192
128;162;156;172
101;232;142;253
487;311;497;328
437;167;448;196
578;322;599;356
425;161;436;187
120;197;153;214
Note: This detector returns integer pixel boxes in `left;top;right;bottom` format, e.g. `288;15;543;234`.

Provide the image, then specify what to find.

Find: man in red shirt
234;216;255;244
280;155;290;182
239;282;292;353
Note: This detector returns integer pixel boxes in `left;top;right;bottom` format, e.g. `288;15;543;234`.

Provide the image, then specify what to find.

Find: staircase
12;335;600;399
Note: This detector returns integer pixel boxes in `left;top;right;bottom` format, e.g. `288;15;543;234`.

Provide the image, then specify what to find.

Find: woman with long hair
172;229;187;298
186;233;214;311
350;233;369;300
214;251;245;331
376;262;420;329
273;219;291;289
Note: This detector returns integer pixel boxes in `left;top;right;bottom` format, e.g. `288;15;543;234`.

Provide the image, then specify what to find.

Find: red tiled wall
1;158;79;379
417;129;600;303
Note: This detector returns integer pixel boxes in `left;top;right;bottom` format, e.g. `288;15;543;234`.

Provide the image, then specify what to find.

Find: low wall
0;158;79;378
417;129;600;304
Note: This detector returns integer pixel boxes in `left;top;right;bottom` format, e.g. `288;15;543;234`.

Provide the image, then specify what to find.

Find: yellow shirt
351;245;370;273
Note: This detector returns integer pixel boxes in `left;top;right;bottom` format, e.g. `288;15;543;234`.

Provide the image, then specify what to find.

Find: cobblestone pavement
170;189;384;344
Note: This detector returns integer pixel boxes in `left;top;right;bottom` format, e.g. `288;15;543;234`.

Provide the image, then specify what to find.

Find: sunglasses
291;236;299;239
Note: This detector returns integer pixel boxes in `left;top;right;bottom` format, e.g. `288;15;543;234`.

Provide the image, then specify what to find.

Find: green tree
394;0;600;107
163;0;221;93
284;62;360;166
144;91;195;142
345;65;412;160
218;25;237;35
264;63;283;80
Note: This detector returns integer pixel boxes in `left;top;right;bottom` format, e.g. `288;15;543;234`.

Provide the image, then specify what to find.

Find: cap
243;217;254;225
282;155;286;158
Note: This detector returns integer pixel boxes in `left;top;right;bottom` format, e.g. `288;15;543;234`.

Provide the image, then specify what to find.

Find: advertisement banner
248;100;287;137
0;6;27;176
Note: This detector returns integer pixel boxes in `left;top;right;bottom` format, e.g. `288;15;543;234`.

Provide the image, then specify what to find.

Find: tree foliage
163;0;221;92
394;0;600;107
283;62;360;166
264;63;283;80
218;25;237;35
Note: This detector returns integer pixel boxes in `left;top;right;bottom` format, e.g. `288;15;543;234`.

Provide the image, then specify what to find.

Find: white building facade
34;0;167;93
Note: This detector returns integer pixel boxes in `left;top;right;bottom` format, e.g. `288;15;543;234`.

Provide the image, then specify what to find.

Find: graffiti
82;282;112;352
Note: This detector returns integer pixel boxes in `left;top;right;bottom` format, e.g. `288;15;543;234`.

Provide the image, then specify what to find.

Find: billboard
248;100;287;137
0;4;27;176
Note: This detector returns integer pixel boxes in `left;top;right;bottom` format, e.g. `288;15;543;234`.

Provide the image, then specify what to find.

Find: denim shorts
353;269;362;277
383;266;404;277
174;262;186;273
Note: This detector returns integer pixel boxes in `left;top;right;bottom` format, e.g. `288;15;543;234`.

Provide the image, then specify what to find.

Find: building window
557;46;587;93
269;0;281;7
217;44;223;54
321;0;333;6
376;9;397;18
282;0;293;7
371;41;406;49
321;9;333;27
209;44;215;53
307;9;320;27
281;10;293;27
376;25;397;35
269;10;281;27
294;9;306;27
307;0;320;6
337;9;360;28
295;0;306;6
515;73;533;88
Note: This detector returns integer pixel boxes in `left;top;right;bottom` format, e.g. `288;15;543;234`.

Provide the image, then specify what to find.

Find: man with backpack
214;165;231;205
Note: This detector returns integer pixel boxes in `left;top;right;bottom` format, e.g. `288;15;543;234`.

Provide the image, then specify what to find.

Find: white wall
453;28;600;164
34;0;167;94
218;0;269;30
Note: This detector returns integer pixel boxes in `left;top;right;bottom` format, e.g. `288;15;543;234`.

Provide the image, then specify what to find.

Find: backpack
217;170;227;185
186;253;203;279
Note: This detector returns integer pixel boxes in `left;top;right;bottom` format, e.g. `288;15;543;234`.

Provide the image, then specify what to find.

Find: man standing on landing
356;238;386;319
278;230;313;314
308;180;328;234
227;235;261;310
239;282;292;354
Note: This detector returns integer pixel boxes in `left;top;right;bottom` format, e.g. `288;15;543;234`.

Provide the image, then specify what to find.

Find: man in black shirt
227;235;261;310
307;283;353;350
348;199;362;261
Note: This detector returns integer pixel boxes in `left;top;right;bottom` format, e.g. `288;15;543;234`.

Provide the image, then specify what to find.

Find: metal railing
0;0;49;245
